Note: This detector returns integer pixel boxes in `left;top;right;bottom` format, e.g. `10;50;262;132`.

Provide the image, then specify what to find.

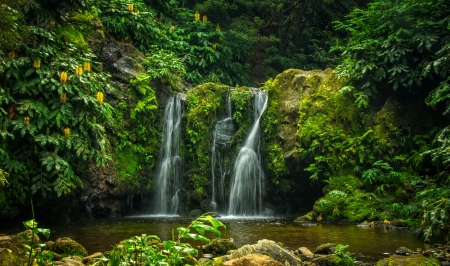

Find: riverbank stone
0;248;25;266
223;254;284;266
376;254;440;266
315;243;337;255
52;237;88;257
214;239;302;266
82;252;104;264
203;239;237;254
189;209;203;217
295;247;314;261
294;211;316;223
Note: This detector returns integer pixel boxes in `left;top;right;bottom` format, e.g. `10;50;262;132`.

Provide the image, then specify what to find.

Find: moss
376;254;439;266
184;83;231;203
0;249;25;266
114;147;140;181
52;237;88;257
203;239;237;255
55;25;87;49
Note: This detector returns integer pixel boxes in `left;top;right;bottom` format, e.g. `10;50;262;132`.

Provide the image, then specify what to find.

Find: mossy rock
56;25;87;49
203;239;237;255
51;237;88;257
294;211;316;222
314;243;337;255
376;254;439;266
311;254;341;266
0;248;25;266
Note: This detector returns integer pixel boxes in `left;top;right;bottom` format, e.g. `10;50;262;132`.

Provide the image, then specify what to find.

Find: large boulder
51;237;88;257
314;243;337;255
376;254;439;266
213;239;302;266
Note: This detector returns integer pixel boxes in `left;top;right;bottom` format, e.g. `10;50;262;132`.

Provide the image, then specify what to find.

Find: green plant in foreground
334;244;356;266
19;199;52;266
105;213;226;265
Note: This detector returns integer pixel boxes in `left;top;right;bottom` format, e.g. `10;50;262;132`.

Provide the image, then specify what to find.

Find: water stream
210;92;234;212
228;91;268;216
152;95;183;215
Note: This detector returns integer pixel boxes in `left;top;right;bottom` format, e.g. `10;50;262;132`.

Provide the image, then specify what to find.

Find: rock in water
395;246;414;256
223;254;283;266
376;254;439;266
52;237;88;257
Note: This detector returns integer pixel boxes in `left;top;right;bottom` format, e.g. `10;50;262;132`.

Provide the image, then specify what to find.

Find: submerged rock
395;246;414;256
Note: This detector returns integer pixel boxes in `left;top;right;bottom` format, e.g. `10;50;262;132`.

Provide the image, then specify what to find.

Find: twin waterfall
153;90;268;216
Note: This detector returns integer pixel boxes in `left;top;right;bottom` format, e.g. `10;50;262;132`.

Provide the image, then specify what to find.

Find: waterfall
210;92;234;212
153;95;183;215
228;91;268;216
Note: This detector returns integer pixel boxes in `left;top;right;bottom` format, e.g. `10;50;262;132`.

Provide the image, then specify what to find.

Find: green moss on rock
56;25;87;49
203;239;237;255
52;237;88;257
376;254;439;266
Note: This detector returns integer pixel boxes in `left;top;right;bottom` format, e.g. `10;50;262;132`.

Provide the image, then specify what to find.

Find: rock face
271;68;338;161
376;254;440;266
215;239;302;266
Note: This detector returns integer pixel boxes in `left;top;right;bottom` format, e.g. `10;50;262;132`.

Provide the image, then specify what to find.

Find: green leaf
23;219;38;229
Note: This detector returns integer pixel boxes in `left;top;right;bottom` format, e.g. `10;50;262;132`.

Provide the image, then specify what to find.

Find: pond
3;216;429;262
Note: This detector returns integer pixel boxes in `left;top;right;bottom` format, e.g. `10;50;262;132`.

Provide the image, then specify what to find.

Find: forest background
0;0;449;242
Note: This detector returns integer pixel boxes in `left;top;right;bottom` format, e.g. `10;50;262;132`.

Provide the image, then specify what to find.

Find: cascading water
228;90;268;216
153;94;183;215
210;92;234;212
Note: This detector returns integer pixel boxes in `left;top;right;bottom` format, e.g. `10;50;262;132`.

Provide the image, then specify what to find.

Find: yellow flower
33;59;41;69
216;23;221;32
75;66;83;76
317;213;323;222
202;15;208;23
194;11;200;21
64;128;71;138
212;43;217;50
171;25;175;31
60;92;67;103
128;4;134;12
84;62;91;72
60;71;68;84
23;117;30;126
8;52;15;59
96;92;104;104
383;219;390;225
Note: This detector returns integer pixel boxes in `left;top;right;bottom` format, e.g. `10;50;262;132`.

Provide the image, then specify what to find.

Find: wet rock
396;246;414;256
357;221;372;227
223;254;283;266
113;56;145;81
204;239;237;255
52;237;88;257
217;239;302;266
296;247;314;261
315;243;337;255
60;257;84;266
377;254;439;266
0;230;41;253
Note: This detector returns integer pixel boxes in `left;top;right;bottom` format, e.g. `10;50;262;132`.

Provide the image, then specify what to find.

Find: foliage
105;213;226;265
334;244;356;266
0;1;116;216
230;87;252;128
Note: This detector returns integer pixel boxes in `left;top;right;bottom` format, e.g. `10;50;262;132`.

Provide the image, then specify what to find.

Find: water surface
3;216;427;262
